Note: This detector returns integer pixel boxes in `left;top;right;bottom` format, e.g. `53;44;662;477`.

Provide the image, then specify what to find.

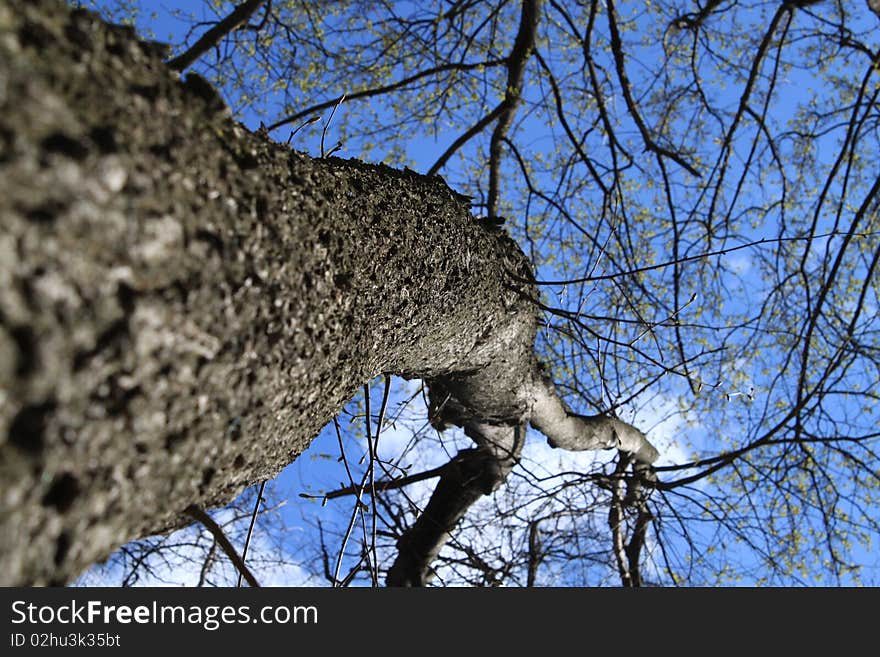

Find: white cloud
75;508;319;588
722;252;752;275
520;435;612;476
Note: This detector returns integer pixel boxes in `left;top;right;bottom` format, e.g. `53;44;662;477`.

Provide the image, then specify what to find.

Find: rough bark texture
0;0;657;586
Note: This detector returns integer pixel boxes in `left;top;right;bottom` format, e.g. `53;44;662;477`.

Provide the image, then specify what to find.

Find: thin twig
368;377;392;586
321;94;346;158
530;231;880;285
287;115;320;145
332;416;364;586
605;0;700;176
237;480;267;587
267;59;506;132
363;383;377;586
426;103;505;176
320;462;449;500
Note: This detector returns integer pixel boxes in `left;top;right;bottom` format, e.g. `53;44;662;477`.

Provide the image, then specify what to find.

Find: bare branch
167;0;267;72
236;480;266;587
387;425;525;586
487;0;541;218
268;59;507;132
184;506;261;588
605;0;700;176
529;370;660;465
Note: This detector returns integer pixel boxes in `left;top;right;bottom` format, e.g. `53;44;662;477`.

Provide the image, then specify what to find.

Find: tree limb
528;370;660;465
185;505;261;587
606;0;700;177
386;424;524;586
167;0;267;72
385;361;660;586
487;0;541;218
322;462;449;500
268;59;507;133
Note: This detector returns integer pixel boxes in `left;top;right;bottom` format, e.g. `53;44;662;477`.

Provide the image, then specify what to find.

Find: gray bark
0;0;657;586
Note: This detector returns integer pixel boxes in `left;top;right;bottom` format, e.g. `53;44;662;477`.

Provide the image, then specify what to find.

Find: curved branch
529;370;660;465
427;102;506;175
668;0;725;32
267;58;507;132
322;462;448;500
533;49;608;196
605;0;700;177
185;505;261;587
487;0;541;218
386;425;524;586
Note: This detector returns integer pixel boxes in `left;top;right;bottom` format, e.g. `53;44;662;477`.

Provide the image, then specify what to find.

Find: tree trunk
0;0;656;585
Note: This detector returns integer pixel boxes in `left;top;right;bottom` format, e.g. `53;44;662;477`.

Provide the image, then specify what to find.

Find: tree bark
0;0;657;585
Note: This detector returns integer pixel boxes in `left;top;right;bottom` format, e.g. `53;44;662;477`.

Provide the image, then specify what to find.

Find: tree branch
608;454;634;586
167;0;267;72
386;424;524;586
427;102;505;176
322;462;449;500
605;0;700;176
268;59;507;132
185;505;261;587
528;370;660;465
668;0;725;32
236;481;266;587
487;0;541;218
